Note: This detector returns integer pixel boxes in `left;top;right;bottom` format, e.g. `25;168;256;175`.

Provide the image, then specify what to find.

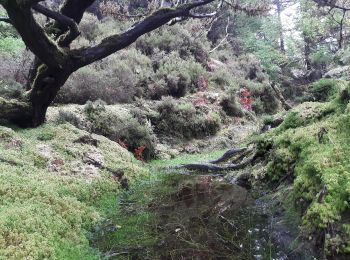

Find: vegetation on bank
254;80;350;255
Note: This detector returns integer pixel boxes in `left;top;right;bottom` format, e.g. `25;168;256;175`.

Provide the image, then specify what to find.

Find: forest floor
1;80;350;259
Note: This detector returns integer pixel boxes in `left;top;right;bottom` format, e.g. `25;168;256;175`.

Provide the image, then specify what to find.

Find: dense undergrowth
255;80;350;256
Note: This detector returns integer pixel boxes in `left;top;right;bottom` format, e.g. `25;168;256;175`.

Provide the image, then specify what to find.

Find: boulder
324;66;350;80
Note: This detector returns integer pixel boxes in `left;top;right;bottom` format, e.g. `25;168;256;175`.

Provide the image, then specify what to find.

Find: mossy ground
255;80;350;256
0;123;146;259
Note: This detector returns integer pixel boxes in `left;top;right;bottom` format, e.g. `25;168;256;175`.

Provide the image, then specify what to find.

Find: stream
93;174;312;260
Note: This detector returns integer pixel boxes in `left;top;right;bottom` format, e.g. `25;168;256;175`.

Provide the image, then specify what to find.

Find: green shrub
37;129;56;141
220;88;244;117
278;112;304;132
136;23;210;62
0;37;24;55
154;97;221;139
84;101;156;160
308;79;339;102
153;51;206;98
0;80;25;99
56;110;85;129
56;49;153;104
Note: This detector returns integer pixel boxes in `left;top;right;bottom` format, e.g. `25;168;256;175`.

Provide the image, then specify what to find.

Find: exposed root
171;147;257;174
209;147;248;164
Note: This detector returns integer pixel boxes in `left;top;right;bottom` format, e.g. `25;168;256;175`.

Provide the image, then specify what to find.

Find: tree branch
4;1;67;68
32;3;80;47
73;0;217;67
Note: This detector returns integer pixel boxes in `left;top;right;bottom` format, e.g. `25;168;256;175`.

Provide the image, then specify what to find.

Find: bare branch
209;17;231;53
189;0;224;18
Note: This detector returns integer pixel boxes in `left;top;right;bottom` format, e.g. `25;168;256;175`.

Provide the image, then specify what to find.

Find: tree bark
29;66;73;126
275;0;285;53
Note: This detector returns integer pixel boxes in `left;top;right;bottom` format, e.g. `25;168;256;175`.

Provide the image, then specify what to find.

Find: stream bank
91;152;316;260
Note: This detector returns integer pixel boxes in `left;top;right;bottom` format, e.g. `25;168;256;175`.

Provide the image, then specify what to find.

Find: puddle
93;175;290;259
149;176;281;260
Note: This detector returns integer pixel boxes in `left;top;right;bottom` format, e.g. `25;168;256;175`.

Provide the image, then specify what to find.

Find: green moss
0;123;145;259
258;82;350;255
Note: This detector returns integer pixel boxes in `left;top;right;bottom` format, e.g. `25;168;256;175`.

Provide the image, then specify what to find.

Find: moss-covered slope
0;123;146;259
256;80;350;256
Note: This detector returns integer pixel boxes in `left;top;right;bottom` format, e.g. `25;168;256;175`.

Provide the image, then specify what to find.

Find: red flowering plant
239;88;253;110
134;145;146;162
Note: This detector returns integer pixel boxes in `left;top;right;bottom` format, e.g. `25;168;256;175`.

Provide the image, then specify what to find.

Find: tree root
209;147;248;164
170;147;256;174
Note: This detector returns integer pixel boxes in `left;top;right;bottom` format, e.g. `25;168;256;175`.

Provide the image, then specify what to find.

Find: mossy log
0;97;32;126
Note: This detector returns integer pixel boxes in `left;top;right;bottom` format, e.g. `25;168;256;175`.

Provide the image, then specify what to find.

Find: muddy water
94;175;288;259
149;176;282;260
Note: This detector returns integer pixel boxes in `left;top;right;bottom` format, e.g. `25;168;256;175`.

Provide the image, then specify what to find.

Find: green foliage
0;123;145;259
308;79;339;102
0;80;25;99
83;101;156;160
37;129;56;141
0;37;24;55
278;112;305;132
258;82;350;254
57;49;153;104
155;97;221;140
154;51;206;98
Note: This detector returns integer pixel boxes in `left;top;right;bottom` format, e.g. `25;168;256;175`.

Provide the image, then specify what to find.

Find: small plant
134;145;146;161
239;88;253;110
309;79;338;102
37;130;56;141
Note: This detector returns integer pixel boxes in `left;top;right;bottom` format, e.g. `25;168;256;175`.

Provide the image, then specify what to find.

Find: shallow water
148;175;283;260
94;175;290;259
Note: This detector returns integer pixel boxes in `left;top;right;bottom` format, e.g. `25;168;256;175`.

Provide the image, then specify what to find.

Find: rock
307;69;323;82
48;159;65;172
155;143;180;159
207;58;226;72
83;147;104;167
183;144;200;154
291;69;305;79
36;144;53;159
5;138;23;149
324;66;350;80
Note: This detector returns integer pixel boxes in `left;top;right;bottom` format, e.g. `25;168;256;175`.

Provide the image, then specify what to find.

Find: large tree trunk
1;65;72;127
29;66;71;126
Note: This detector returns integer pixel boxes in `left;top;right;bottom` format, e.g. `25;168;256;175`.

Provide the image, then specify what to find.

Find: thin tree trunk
276;0;285;53
338;10;346;50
